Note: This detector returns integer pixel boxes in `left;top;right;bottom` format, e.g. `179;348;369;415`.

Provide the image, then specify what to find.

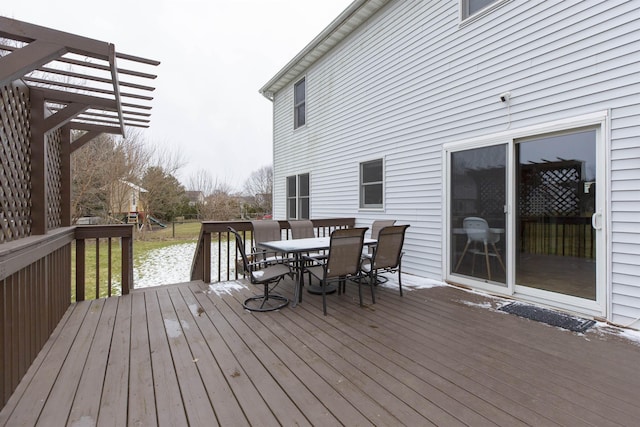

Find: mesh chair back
370;220;396;254
325;227;367;278
371;219;396;240
251;220;282;261
289;220;316;239
373;225;409;269
252;220;281;243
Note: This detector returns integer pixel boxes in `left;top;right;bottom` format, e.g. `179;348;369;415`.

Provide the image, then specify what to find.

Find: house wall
270;0;640;325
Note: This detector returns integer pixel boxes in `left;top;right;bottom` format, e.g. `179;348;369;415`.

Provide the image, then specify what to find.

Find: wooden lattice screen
469;168;505;222
519;160;582;217
518;160;594;258
46;129;63;230
0;83;31;243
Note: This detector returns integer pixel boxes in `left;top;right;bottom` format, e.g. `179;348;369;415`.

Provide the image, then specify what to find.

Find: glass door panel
516;130;597;299
450;144;507;285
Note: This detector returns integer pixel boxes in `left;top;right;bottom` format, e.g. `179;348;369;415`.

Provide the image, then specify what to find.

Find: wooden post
121;234;132;294
75;239;85;302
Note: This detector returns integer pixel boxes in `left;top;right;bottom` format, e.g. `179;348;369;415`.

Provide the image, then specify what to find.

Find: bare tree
185;169;240;220
150;143;185;176
205;190;240;221
71;129;155;223
71;133;114;221
243;165;273;215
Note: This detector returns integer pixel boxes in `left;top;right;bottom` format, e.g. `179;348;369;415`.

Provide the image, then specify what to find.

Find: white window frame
359;158;384;210
294;78;306;129
286;173;310;219
459;0;509;24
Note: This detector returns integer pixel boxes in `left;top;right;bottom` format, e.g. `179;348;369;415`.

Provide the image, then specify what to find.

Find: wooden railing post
75;238;85;302
121;234;132;294
203;231;211;284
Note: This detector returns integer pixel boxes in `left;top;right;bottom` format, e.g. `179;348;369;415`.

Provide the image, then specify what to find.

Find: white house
259;0;640;327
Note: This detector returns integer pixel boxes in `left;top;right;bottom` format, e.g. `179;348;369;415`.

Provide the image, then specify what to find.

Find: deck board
127;292;157;427
2;277;640;426
145;289;189;427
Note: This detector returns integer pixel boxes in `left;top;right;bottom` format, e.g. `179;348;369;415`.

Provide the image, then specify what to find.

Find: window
461;0;501;20
286;173;310;219
294;78;306;129
360;159;383;209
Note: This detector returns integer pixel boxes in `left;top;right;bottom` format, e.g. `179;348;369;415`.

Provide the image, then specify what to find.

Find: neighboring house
260;0;640;327
109;180;148;223
185;190;205;207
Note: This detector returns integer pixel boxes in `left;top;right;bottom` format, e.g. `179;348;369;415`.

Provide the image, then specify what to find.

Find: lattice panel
519;161;581;216
0;83;31;243
46;129;63;229
472;168;505;217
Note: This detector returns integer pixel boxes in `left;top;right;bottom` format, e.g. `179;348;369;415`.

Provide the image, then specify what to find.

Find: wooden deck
2;276;640;426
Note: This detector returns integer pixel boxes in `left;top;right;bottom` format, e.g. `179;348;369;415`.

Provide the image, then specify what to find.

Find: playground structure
125;212;166;230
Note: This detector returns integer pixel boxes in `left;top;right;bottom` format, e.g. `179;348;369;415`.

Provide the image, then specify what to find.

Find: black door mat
499;302;596;333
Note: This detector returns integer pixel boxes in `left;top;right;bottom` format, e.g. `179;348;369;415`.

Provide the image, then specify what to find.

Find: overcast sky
1;0;353;191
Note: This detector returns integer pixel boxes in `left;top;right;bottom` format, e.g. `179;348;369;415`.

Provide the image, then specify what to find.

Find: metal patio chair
289;219;326;264
364;219;397;284
360;224;410;301
289;220;316;239
229;227;290;312
302;227;368;315
251;220;288;266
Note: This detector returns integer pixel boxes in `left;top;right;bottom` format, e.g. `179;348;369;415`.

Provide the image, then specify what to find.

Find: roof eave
259;0;389;100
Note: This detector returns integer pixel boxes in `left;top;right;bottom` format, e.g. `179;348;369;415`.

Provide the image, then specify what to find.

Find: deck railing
0;224;134;408
191;218;356;283
74;225;134;301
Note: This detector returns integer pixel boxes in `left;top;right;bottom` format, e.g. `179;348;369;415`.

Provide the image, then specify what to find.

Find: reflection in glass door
450;144;507;285
516;130;597;300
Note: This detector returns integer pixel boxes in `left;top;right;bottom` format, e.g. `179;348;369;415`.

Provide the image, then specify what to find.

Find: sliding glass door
450;144;507;286
447;124;604;313
516;130;597;300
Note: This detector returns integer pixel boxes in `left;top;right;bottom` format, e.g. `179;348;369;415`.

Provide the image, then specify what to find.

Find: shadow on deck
2;275;639;426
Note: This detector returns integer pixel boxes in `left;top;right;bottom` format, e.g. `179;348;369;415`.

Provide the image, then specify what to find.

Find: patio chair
363;219;396;283
251;220;287;266
289;219;326;264
371;219;397;242
454;217;505;280
302;227;368;315
289;220;316;239
361;224;410;301
228;227;290;312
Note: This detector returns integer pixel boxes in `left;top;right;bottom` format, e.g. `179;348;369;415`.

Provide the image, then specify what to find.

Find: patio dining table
258;236;376;307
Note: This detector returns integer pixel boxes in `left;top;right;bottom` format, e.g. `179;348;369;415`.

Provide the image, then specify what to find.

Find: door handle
591;212;602;230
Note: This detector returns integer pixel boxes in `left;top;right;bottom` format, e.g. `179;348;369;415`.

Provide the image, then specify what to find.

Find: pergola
0;17;160;234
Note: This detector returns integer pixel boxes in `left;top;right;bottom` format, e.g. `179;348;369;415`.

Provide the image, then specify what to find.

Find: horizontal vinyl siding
270;0;640;320
610;100;640;324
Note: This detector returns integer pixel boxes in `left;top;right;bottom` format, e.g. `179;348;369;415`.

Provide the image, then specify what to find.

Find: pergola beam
70;130;103;153
34;87;119;110
0;40;67;86
43;102;89;133
109;44;126;136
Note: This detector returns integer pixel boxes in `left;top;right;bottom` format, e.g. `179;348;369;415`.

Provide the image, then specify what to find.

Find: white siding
269;0;640;324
